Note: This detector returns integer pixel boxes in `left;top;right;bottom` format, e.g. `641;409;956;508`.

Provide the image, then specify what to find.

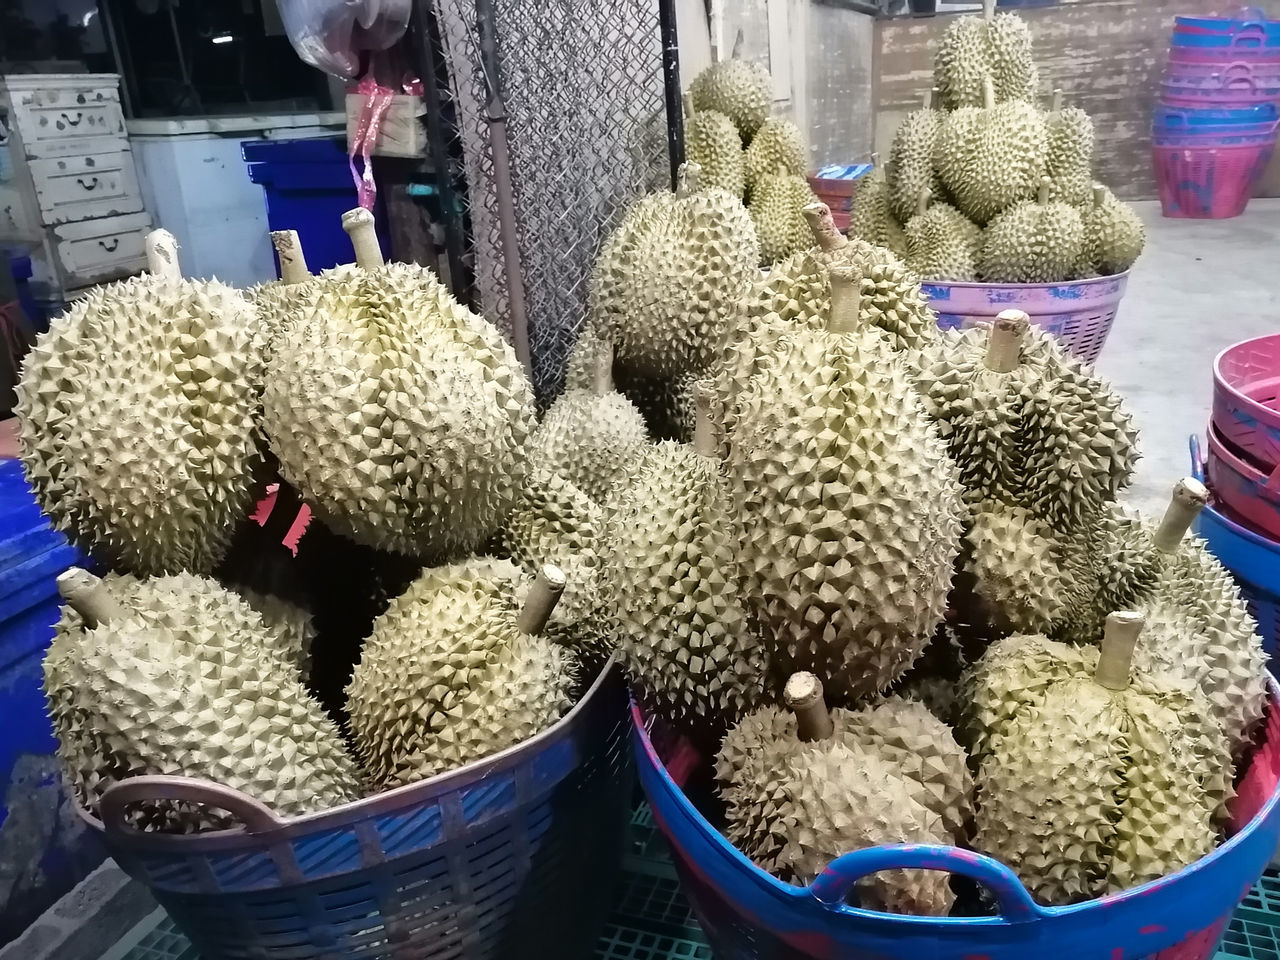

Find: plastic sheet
277;0;411;79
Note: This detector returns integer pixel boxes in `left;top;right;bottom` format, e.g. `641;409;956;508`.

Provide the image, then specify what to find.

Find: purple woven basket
80;663;633;960
921;272;1129;365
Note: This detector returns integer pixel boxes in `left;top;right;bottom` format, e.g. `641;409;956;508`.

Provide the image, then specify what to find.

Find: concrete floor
1095;199;1280;518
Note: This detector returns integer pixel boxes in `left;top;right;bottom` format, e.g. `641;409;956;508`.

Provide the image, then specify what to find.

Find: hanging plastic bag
277;0;412;79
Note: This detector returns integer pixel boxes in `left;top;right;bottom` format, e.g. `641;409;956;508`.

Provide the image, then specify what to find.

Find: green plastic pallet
95;805;1278;960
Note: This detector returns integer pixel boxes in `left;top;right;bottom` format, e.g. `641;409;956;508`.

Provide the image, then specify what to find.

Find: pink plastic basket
1153;139;1276;218
920;272;1129;365
1214;332;1280;470
1208;422;1280;540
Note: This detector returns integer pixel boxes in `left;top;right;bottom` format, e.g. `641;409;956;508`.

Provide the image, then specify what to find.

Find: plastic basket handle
1190;434;1206;483
1231;23;1267;46
99;775;285;837
809;844;1047;922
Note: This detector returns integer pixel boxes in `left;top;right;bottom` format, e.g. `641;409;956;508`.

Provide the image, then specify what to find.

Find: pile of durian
853;0;1145;284
14;144;1268;918
683;43;817;267
575;159;1268;913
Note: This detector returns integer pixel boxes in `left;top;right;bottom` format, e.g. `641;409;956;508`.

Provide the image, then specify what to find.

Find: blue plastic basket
88;663;634;960
632;684;1280;960
1191;435;1280;674
1154;104;1279;127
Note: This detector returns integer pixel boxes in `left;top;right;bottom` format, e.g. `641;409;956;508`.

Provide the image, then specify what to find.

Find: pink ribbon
348;72;425;210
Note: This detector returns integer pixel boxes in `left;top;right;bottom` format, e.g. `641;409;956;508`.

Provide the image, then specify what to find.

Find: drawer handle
77;176;100;191
61;111;83;127
98;238;119;253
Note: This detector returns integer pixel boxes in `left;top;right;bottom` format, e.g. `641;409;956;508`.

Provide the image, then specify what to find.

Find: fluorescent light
211;34;234;44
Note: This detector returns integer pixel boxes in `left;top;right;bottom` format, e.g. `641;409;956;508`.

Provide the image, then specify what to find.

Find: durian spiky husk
345;558;574;789
905;198;981;282
934;91;1047;226
978;186;1085;283
1082;185;1145;276
1045;101;1094;207
888;101;945;224
748;172;818;265
17;274;267;576
530;382;648;505
264;260;536;558
745;118;807;197
45;572;362;830
727;273;966;702
970;627;1229;905
590;176;760;377
934;12;1039;109
912;322;1138;532
685;105;746;198
716;701;957;915
849;167;910;259
689;59;771;142
607;439;767;741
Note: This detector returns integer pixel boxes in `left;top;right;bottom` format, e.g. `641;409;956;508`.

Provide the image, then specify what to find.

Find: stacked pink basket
1154;9;1280;218
1208;333;1280;541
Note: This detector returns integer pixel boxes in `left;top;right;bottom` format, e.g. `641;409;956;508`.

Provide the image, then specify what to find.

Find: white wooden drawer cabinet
0;73;152;298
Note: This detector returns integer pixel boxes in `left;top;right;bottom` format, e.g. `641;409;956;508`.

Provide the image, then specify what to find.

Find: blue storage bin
0;458;101;945
242;137;389;276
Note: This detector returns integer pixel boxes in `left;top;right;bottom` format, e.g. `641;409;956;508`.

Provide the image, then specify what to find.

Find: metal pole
476;0;532;379
659;0;684;191
407;2;473;304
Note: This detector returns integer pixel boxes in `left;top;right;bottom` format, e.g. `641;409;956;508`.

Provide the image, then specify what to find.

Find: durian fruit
934;0;1039;110
888;90;945;224
904;189;981;282
531;342;648;504
346;560;575;789
609;383;767;741
590;162;760;377
745;117;807;198
971;612;1230;905
934;77;1047;226
263;209;535;558
563;320;610;392
748;167;818;265
498;467;612;660
1081;183;1145;276
683;93;746;198
689;55;771;143
912;311;1138;532
1070;480;1269;754
727;265;966;702
717;673;956;915
978;176;1085;283
235;586;317;681
16;230;267;576
1044;89;1094;207
250;230;319;357
848;162;910;259
45;569;362;829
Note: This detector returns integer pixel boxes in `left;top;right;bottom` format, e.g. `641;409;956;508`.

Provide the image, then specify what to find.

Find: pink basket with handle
1208;422;1280;540
1214;332;1280;470
1153;139;1276;218
920;272;1128;365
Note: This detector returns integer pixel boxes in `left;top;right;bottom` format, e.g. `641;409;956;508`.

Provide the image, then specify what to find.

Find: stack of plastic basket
1154;10;1280;218
1193;332;1280;676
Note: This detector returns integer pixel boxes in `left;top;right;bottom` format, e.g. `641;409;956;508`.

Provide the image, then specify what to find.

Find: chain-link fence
430;0;670;404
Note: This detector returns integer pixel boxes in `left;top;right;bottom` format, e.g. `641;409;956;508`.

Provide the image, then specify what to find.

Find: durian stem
1051;89;1064;113
1095;611;1145;691
916;188;930;218
1037;177;1051;205
144;230;181;282
342;207;385;269
930;87;942;110
682;91;695;119
692;380;717;457
803;203;848;252
1153;478;1209;553
919;90;932;111
784;672;834;742
518;564;566;635
732;28;745;59
57;568;126;628
271;230;310;285
1092;183;1107;208
592;341;615;396
985;310;1028;372
982;75;995;111
827;266;861;334
982;0;995;21
677;162;702;197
